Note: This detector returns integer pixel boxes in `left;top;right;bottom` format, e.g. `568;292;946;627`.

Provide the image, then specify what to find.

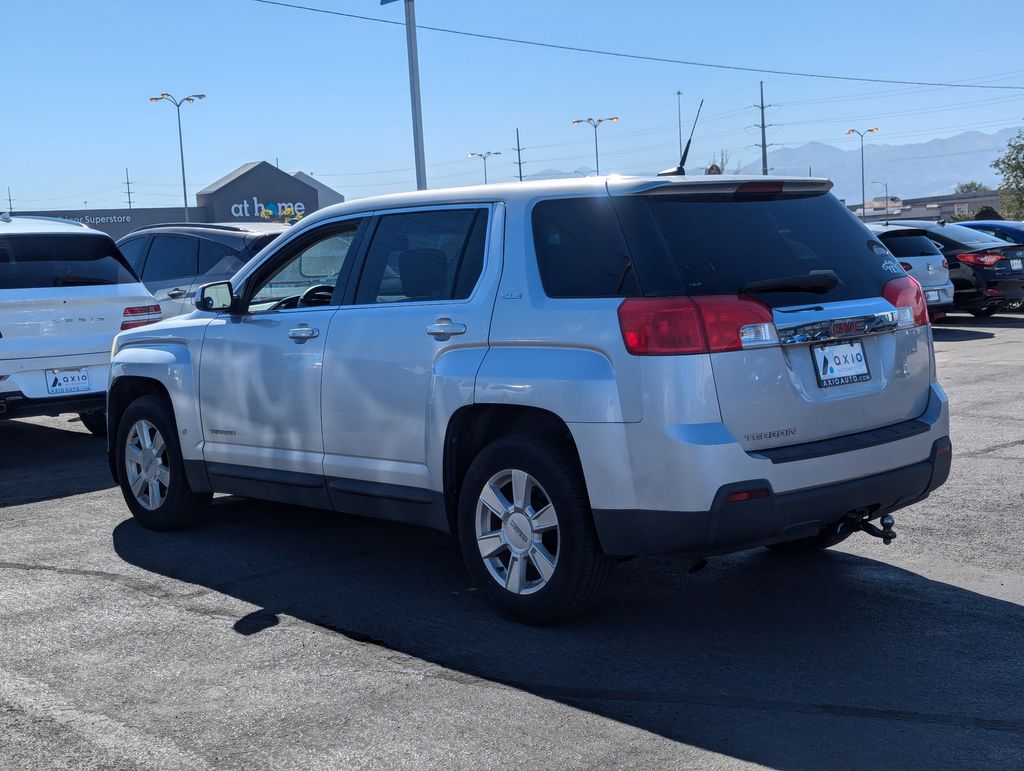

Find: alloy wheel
124;419;170;511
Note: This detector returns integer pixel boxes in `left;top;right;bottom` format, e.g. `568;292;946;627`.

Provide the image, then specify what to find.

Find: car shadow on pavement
113;500;1024;768
0;418;113;507
931;327;995;342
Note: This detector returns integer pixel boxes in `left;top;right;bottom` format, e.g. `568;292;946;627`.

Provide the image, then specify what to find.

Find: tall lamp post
571;116;619;175
846;127;878;220
467;151;501;184
873;180;889;217
382;0;427;190
150;92;205;222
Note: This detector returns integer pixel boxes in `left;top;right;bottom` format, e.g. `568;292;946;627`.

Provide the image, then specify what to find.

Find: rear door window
143;235;198;282
354;208;488;304
198;239;244;276
0;234;138;289
611;192;900;307
879;232;943;257
532;197;641;297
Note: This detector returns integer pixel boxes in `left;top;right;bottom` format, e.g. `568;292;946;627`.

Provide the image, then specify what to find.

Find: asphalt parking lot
1;313;1023;769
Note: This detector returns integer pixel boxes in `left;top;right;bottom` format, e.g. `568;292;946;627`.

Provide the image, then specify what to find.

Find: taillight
957;252;1002;267
121;304;162;330
617;295;777;356
882;276;928;328
899;261;913;272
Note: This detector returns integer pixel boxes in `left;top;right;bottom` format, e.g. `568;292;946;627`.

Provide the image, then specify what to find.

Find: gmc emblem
831;319;865;337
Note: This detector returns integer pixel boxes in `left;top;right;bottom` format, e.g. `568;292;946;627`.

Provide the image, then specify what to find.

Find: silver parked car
868;223;955;313
106;176;951;623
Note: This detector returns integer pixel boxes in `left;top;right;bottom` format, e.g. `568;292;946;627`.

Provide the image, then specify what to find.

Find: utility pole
757;81;771;176
514;128;524;182
383;0;427;189
124;168;134;209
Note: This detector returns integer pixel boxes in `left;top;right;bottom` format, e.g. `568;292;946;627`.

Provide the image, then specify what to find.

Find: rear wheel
457;435;613;624
78;410;106;436
115;395;211;531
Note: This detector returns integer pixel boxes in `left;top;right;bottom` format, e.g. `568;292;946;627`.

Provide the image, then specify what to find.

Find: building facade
16;162;344;240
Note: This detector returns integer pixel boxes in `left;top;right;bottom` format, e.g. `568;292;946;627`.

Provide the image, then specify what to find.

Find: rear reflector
882;276;928;328
957;252;1002;267
121;304;162;330
725;488;771;503
618;295;777;356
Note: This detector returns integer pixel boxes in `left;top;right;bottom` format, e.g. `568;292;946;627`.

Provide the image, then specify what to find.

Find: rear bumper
593;436;951;557
953;276;1024;310
0;390;105;419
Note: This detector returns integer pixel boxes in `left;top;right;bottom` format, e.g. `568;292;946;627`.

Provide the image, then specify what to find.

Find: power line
250;0;1024;91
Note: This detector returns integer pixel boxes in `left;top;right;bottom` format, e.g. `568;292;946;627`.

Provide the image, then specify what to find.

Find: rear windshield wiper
53;274;115;286
741;271;839;295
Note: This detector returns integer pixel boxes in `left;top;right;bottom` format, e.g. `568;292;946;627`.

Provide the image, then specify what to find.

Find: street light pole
873;180;889;217
382;0;427;190
846;127;878;220
467;151;501;184
571;116;619;175
150;92;205;222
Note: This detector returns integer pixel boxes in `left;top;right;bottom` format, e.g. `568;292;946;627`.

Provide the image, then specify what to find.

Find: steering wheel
297;284;335;308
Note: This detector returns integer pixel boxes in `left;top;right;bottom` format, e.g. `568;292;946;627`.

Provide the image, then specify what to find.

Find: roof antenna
659;98;703;176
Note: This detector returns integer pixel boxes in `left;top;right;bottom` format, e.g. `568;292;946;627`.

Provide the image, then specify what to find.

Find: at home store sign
229;196;307;219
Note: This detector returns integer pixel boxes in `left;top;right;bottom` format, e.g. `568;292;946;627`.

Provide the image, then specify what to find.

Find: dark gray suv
116;222;288;318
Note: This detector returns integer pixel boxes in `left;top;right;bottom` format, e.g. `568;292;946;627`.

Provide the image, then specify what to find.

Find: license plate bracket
45;368;91;395
925;290;940;302
1011;258;1023;271
811;341;871;388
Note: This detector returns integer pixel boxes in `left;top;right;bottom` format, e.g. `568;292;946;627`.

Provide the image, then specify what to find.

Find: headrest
399;248;448;300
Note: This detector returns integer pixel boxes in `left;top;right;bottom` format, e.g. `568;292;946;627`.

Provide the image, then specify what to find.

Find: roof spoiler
618;178;834;196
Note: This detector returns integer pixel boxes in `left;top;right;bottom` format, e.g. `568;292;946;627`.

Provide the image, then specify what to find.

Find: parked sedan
116;222;288;318
958;221;1024;310
882;220;1024;317
869;224;954;313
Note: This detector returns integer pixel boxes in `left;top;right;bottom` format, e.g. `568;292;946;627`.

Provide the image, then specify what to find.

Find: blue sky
3;0;1023;209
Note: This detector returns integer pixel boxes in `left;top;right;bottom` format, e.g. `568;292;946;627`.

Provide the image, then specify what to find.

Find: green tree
954;181;991;194
992;128;1024;219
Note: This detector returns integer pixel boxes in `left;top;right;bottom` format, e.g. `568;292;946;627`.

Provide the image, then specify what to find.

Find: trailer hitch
842;513;897;545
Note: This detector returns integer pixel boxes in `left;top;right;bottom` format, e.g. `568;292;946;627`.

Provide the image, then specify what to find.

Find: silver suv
107;176;951;623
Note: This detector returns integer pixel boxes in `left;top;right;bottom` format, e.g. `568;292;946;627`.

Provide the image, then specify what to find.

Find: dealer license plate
1011;258;1023;271
45;368;91;395
926;290;940;302
811;341;870;388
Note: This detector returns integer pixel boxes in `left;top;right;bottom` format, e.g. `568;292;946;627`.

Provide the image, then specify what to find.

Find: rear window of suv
878;232;943;257
0;234;138;289
532;192;903;307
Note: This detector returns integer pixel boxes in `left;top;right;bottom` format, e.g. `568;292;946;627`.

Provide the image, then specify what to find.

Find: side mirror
195;281;234;312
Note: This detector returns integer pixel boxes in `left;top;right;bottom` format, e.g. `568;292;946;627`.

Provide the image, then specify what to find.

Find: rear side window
612;192;902;307
198;239;244;276
532;197;641;297
143;235;198;282
355;208;488;304
118;237;149;273
929;224;1010;250
878;232;943;258
0;234;138;289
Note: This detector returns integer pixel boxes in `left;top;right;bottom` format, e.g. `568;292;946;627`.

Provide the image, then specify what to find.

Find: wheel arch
442;404;586;534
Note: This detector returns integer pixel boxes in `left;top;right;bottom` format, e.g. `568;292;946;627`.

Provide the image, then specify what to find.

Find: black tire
78;410;107;436
457;435;613;624
970;307;999;318
115;394;211;531
766;524;851;553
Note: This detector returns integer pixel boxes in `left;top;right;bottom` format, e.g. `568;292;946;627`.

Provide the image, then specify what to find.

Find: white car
0;215;160;433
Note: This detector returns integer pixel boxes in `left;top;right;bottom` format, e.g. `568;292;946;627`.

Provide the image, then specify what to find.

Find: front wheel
457;435;613;624
115;395;211;531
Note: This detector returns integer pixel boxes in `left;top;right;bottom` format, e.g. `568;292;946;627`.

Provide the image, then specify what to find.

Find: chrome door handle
426;319;467;340
166;288;187;299
288;325;319;343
